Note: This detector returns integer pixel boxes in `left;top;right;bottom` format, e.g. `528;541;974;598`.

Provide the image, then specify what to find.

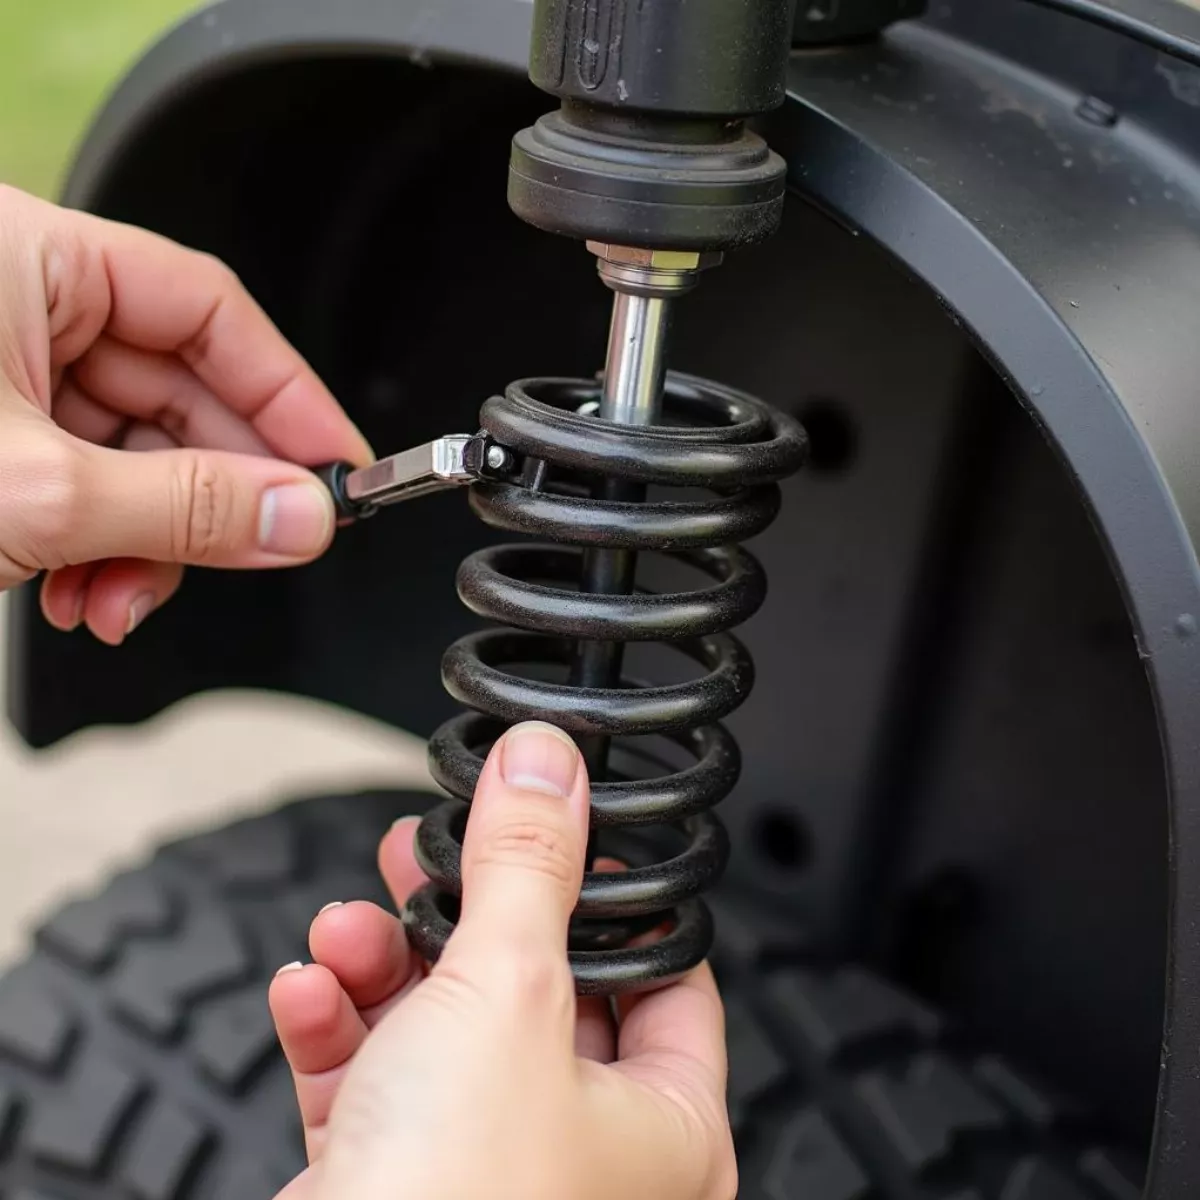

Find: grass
0;1;198;199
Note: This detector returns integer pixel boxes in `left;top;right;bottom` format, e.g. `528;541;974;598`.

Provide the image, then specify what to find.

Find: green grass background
1;1;197;199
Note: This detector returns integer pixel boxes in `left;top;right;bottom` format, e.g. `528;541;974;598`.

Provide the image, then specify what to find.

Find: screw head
486;444;510;471
1076;95;1118;127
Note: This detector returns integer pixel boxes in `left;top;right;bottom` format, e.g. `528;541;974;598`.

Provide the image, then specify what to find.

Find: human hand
269;721;736;1200
0;186;371;643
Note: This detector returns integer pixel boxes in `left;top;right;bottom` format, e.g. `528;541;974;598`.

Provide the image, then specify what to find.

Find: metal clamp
315;434;519;523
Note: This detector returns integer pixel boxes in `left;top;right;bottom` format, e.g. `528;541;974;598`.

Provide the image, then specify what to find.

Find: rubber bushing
508;110;787;251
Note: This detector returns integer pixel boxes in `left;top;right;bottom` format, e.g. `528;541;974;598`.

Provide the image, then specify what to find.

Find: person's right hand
269;720;737;1200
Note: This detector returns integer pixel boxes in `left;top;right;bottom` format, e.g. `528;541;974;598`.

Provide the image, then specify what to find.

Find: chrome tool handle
316;434;517;522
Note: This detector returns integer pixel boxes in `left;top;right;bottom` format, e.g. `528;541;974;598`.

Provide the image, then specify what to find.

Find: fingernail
392;816;422;831
318;901;343;915
275;961;304;975
126;592;157;636
501;722;580;797
258;483;333;558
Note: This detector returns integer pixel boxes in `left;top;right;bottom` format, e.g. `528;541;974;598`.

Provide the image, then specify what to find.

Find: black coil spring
403;371;807;994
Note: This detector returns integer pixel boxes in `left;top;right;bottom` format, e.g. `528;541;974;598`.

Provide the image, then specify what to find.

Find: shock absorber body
401;0;807;994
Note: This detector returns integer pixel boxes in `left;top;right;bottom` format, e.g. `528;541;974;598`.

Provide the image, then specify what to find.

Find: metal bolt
1076;95;1118;127
486;445;511;471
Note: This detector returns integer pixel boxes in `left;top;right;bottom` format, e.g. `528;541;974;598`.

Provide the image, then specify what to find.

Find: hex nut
586;242;724;272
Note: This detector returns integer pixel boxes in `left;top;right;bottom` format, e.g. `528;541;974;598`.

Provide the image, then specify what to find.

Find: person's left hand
0;185;373;643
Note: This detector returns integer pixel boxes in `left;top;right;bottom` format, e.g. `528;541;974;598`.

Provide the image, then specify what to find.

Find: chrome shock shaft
570;246;721;789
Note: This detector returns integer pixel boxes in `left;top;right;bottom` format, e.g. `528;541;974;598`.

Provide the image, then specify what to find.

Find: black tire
0;790;1142;1200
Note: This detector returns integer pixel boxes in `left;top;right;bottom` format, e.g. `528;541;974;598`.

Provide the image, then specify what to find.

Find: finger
378;816;429;913
575;856;625;1064
269;963;367;1155
43;202;373;466
40;562;99;631
446;722;589;974
51;377;184;454
614;960;728;1113
309;901;418;1018
270;963;367;1077
50;378;123;446
39;414;185;640
31;436;336;569
120;423;178;453
68;336;272;456
76;558;185;645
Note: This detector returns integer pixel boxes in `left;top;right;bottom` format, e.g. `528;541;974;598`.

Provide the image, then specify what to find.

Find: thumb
41;438;335;568
446;722;589;982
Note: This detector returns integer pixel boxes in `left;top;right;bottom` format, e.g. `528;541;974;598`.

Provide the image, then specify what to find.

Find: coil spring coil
403;372;807;994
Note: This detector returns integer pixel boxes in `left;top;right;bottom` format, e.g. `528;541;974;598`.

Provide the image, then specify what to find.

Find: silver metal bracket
332;433;518;518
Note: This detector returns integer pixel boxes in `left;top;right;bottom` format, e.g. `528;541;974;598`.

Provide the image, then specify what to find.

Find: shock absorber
318;0;805;994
